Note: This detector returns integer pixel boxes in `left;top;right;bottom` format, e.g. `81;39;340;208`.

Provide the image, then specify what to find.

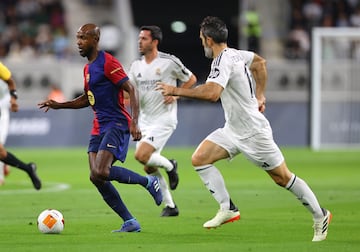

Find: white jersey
129;51;193;128
207;48;270;139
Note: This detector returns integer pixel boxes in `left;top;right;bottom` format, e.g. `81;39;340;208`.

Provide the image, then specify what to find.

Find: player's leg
144;166;179;217
0;106;10;185
91;129;162;206
192;128;240;228
88;151;141;232
0;144;41;189
0;162;4;185
135;127;179;190
267;162;332;241
245;130;331;241
134;128;178;215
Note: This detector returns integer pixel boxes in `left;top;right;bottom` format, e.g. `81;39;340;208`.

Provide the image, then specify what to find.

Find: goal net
311;27;360;150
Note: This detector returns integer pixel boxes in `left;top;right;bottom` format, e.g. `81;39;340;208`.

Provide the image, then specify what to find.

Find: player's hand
10;97;19;112
38;99;60;112
257;95;266;113
155;82;175;96
130;121;142;141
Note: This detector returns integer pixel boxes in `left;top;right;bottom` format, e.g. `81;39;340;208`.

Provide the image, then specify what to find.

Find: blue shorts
88;127;130;163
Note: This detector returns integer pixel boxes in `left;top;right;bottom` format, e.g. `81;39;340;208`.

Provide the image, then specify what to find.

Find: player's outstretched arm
156;81;223;102
38;93;89;112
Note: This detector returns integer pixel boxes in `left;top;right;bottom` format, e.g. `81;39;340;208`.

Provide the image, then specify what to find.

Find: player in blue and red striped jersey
38;23;162;233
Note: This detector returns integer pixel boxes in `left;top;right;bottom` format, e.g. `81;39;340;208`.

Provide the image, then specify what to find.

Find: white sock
151;170;175;208
195;164;230;210
147;153;173;172
0;162;4;181
286;173;324;219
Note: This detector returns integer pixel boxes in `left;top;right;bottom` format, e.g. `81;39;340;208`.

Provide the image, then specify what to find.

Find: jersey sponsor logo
208;67;220;79
106;143;116;148
87;90;95;106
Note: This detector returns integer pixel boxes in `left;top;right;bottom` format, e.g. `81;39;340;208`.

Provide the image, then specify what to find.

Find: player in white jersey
0;80;10;184
156;16;331;241
128;26;196;217
0;62;41;189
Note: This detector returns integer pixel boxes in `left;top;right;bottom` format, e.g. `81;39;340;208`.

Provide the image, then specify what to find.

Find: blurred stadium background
1;0;359;148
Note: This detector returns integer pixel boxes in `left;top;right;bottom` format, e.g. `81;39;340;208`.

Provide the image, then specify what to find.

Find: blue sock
96;181;133;221
108;166;148;187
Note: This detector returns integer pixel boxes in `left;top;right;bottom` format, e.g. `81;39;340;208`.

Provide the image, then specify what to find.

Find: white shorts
206;127;284;170
136;124;176;154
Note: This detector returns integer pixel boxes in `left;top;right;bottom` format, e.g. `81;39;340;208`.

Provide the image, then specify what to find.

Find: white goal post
311;27;360;150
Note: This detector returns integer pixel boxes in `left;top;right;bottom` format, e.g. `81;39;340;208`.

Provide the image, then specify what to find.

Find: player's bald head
78;23;100;41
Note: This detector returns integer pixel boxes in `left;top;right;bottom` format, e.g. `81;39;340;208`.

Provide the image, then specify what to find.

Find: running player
128;25;196;216
38;23;162;232
0;61;41;189
156;16;331;242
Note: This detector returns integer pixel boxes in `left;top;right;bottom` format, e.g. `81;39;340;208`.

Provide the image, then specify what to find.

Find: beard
204;45;213;59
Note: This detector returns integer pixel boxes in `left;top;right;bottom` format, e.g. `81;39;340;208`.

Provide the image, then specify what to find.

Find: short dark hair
200;16;228;43
140;25;163;44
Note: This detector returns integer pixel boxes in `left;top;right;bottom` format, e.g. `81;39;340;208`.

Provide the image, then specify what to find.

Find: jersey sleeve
171;55;192;83
104;53;129;86
206;52;232;88
0;62;12;81
239;50;255;67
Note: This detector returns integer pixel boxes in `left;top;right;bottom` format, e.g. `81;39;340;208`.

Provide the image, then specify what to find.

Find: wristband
10;90;18;99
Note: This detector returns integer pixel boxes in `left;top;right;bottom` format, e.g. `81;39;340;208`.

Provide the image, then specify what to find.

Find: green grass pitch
0;147;359;252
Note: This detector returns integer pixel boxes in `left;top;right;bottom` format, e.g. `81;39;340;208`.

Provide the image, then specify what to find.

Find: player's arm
121;80;142;141
250;53;267;112
156;81;223;103
38;93;89;112
5;77;19;112
164;74;197;104
179;74;197;89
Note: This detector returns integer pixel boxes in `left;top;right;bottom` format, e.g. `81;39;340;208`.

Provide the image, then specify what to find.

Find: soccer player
156;16;331;242
128;25;197;217
38;23;162;232
0;61;41;189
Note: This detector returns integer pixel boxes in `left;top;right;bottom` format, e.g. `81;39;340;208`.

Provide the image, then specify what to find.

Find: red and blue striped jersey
83;51;131;135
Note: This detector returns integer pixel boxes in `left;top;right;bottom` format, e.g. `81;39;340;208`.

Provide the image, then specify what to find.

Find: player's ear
206;36;214;45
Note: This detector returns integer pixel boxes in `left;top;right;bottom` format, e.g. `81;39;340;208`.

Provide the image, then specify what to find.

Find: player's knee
91;166;109;181
89;174;105;187
134;151;150;165
89;174;100;185
191;152;205;167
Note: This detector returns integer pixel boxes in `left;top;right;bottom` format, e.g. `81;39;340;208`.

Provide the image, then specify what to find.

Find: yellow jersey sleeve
0;62;12;81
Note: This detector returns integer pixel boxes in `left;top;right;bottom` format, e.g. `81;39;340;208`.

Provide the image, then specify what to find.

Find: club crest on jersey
87;90;95;105
155;68;161;76
86;73;90;83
